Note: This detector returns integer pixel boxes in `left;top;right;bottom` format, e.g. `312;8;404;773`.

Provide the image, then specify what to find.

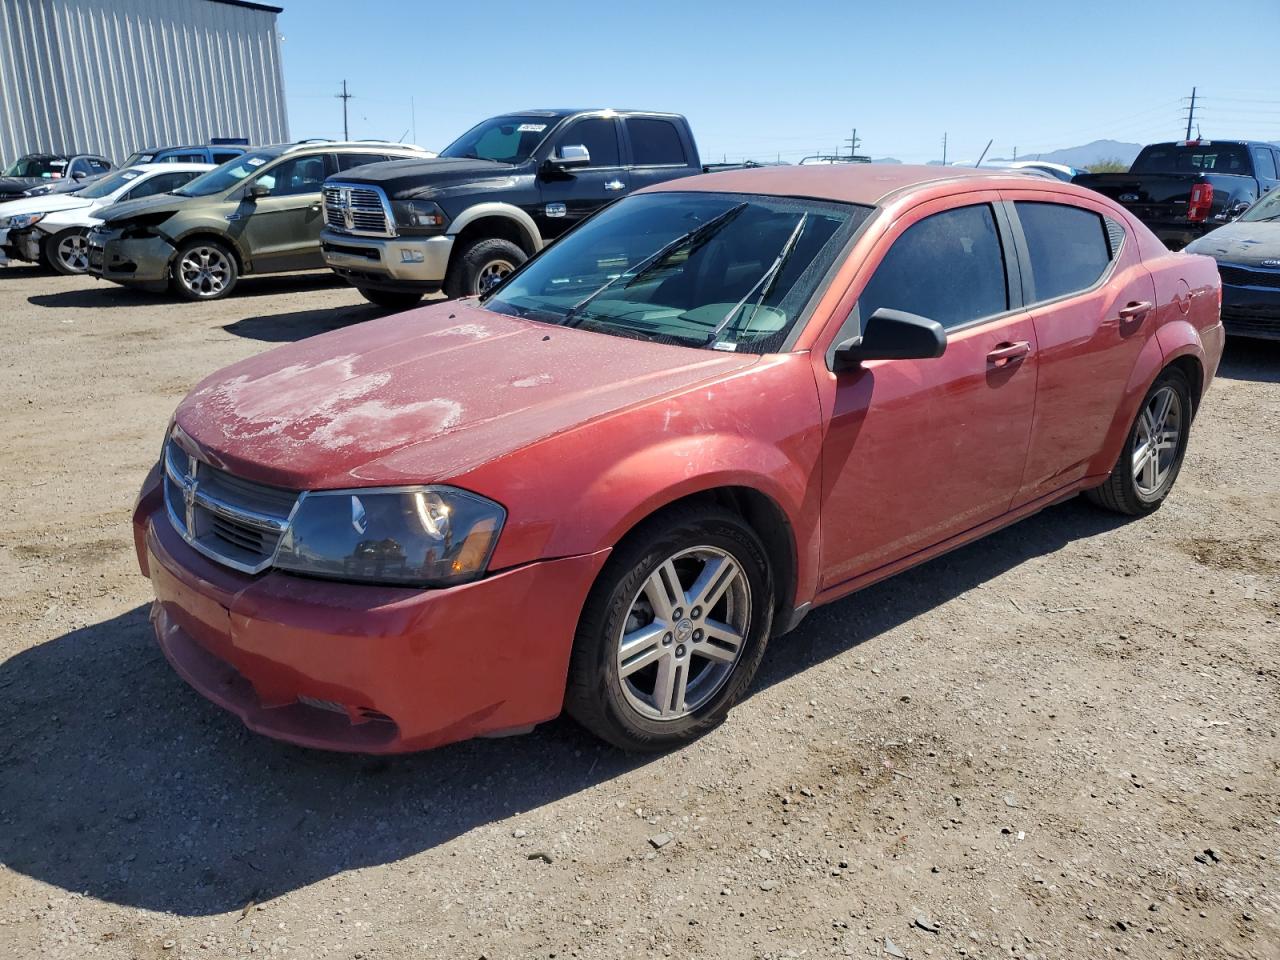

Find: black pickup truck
319;109;713;307
1073;139;1280;249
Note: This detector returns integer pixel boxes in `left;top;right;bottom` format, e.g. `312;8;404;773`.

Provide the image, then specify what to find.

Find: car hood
0;193;91;220
1185;220;1280;265
0;176;45;195
97;193;192;224
331;156;519;200
174;301;758;491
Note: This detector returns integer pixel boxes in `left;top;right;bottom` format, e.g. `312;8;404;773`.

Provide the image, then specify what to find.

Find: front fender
447;202;543;253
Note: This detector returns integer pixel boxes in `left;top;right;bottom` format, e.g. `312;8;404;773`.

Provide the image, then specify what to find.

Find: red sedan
134;165;1224;753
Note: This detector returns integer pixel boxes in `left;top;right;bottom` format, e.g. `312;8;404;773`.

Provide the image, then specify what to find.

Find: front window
439;115;557;164
484;192;868;353
3;155;68;178
1130;143;1250;175
174;150;280;197
1239;189;1280;222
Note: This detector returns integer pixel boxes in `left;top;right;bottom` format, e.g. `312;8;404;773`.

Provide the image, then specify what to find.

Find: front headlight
7;212;45;230
390;199;448;233
273;485;505;587
23;184;52;197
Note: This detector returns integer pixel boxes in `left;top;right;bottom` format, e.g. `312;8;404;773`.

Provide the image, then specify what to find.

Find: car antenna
974;139;993;167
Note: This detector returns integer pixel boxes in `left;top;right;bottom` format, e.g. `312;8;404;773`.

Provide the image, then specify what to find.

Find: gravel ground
0;265;1276;960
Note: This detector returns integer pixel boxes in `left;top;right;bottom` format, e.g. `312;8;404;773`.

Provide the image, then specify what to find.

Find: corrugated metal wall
0;0;289;165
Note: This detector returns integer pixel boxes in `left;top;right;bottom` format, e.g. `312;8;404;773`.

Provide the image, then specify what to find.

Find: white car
0;163;211;274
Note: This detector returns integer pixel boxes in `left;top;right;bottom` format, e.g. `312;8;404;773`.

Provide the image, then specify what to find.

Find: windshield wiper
557;202;749;327
704;213;809;346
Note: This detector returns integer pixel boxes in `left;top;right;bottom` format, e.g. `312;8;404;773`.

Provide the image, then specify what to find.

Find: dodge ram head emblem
340;187;355;231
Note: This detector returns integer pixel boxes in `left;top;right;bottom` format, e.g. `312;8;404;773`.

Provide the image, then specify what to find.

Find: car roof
643;163;1077;206
128;163;216;173
247;141;432;157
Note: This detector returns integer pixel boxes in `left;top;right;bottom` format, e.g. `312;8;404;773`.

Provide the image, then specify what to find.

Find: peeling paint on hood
175;301;758;490
1186;221;1280;265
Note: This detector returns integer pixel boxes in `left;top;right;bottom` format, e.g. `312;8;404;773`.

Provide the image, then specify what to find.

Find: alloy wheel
1132;384;1183;498
179;246;232;297
616;546;751;720
475;258;515;295
57;232;90;272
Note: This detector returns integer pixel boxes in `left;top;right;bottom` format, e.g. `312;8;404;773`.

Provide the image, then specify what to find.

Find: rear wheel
170;239;238;301
45;228;91;275
356;287;423;311
565;505;773;751
443;237;525;299
1085;367;1193;515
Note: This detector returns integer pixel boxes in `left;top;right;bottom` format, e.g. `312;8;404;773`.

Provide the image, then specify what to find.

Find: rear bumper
134;482;610;753
320;229;453;291
96;235;174;284
1221;284;1280;340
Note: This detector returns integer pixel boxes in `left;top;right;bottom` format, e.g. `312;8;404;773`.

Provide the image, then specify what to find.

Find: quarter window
625;118;687;166
1015;201;1113;303
856;204;1008;331
558;118;620;167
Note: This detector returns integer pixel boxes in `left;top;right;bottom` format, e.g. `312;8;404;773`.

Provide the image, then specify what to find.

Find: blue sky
278;0;1280;163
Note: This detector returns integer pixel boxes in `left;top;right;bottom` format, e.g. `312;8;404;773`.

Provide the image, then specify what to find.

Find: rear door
1001;192;1156;506
622;115;696;192
536;115;626;240
237;152;334;271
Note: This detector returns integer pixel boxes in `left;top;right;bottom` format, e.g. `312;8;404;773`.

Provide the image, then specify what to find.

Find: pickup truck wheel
357;287;423;311
1085;367;1192;516
444;237;525;299
170;239;238;301
45;228;92;275
565;505;773;752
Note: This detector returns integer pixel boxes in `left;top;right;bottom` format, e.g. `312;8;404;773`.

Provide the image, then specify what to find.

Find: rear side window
212;151;241;164
336;153;390;170
626;118;687;166
1015;202;1113;303
1252;146;1277;181
558;118;620;167
857;204;1008;331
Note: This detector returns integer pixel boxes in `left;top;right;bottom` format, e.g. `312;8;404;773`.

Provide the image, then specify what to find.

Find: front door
536;115;628;241
237;153;333;271
816;197;1039;589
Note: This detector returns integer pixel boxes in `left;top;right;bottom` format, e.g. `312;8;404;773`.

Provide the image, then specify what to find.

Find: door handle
1117;300;1152;320
986;341;1031;367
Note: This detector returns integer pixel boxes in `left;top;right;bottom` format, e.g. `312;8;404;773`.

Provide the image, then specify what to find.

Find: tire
170;239;238;301
565;504;774;751
1085;367;1193;516
357;287;423;311
44;228;91;275
443;237;525;299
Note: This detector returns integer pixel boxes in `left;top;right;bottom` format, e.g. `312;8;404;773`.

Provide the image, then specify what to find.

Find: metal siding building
0;0;288;165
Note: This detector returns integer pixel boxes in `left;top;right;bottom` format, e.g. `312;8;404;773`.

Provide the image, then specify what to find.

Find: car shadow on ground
1217;336;1280;383
0;263;48;279
223;303;386;342
25;271;347;309
0;498;1129;916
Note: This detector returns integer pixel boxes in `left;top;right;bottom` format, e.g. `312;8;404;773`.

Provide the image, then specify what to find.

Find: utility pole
941;132;948;166
1012;145;1017;160
844;127;861;159
336;79;352;140
1183;86;1198;140
410;96;416;145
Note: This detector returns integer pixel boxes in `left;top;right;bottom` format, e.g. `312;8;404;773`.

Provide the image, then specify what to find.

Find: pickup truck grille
1218;264;1280;290
163;437;299;574
323;182;395;238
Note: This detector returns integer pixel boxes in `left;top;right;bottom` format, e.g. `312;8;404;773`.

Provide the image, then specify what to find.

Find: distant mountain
990;139;1143;169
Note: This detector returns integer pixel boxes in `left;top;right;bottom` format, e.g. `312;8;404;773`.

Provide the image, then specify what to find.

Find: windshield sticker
49;160;67;167
517;124;547;133
712;341;739;352
246;157;266;167
122;171;140;180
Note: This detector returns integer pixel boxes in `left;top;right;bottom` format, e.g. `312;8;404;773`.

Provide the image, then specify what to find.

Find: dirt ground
0;264;1276;960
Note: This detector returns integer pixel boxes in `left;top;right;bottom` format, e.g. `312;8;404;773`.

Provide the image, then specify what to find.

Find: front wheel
565;505;773;751
1085;367;1193;516
443;237;526;299
170;239;238;301
45;228;91;275
356;287;423;311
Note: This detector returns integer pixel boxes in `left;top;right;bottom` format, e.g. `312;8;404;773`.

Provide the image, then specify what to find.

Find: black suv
319;109;707;307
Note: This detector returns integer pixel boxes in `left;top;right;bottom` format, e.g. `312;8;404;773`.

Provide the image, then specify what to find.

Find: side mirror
72;170;86;181
547;144;590;170
833;308;947;371
247;183;270;200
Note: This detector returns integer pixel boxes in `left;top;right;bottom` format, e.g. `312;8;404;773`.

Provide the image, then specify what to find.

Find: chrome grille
323;182;395;238
163;438;299;574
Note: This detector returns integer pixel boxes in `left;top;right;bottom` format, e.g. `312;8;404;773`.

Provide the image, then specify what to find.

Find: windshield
439;115;557;164
175;150;276;197
1239;189;1280;222
484;192;868;353
77;168;146;199
3;155;68;178
1131;143;1250;175
121;151;156;167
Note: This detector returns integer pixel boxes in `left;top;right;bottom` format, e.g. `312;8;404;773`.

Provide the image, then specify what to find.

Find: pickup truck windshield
3;156;67;178
1131;144;1251;175
484;192;868;353
439;115;556;164
174;150;275;197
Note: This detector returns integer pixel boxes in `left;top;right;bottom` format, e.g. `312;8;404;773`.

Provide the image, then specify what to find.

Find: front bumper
134;483;609;753
1221;283;1280;341
2;227;42;263
320;228;453;292
96;234;175;284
